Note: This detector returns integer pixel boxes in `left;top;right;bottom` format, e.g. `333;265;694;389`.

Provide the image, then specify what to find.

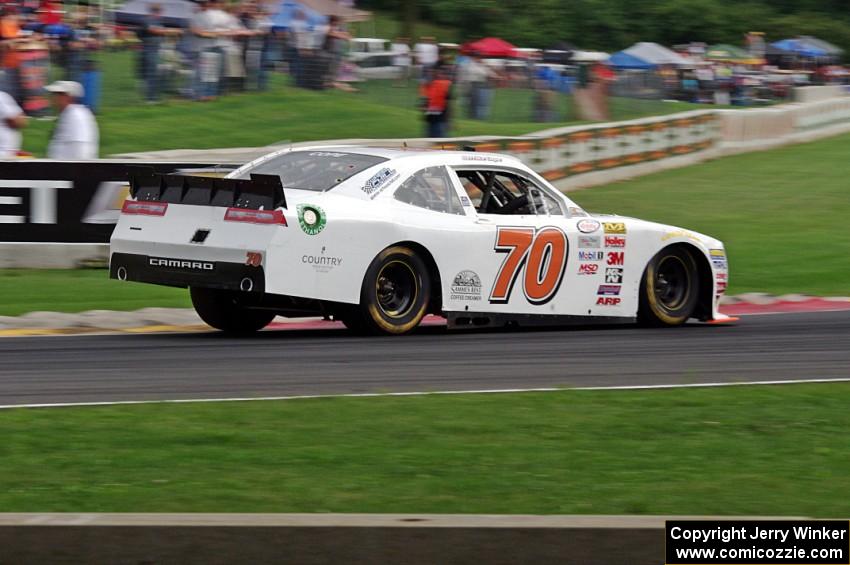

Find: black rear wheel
341;246;430;335
190;287;275;334
638;246;699;326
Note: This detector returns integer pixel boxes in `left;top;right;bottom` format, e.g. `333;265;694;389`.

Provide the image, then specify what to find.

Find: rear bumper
109;252;265;293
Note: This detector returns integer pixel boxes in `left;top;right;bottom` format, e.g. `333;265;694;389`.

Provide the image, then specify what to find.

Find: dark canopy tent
542;41;575;64
113;0;197;27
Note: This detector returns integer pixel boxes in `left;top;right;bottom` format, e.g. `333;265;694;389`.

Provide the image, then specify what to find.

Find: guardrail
0;513;799;565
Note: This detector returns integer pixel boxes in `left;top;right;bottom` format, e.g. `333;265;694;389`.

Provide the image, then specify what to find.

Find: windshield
235;151;388;192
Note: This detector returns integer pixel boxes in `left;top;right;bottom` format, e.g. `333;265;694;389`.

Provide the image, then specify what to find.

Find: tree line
364;0;850;55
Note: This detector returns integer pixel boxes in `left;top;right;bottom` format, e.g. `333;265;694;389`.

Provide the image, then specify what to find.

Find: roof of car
290;145;517;162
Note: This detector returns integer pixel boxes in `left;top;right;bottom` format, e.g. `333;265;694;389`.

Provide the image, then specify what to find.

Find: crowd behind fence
3;1;850;139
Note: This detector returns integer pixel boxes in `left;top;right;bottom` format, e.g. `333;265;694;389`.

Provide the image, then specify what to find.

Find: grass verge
1;384;849;515
0;270;189;316
571;132;850;296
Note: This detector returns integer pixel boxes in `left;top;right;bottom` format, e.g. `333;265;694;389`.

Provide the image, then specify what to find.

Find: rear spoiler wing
128;166;286;211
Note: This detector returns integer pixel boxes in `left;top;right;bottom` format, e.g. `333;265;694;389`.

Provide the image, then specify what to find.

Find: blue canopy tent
771;39;828;59
608;51;655;70
270;1;328;31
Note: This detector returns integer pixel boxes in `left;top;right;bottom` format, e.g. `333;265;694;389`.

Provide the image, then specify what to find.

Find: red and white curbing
0;295;848;336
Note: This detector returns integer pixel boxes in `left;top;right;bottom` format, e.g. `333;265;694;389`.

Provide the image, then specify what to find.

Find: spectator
45;80;98;159
190;0;220;100
414;36;438;77
391;36;411;87
1;4;22;97
323;15;350;90
240;3;271;91
139;4;179;103
0;86;26;158
460;51;494;120
421;63;452;138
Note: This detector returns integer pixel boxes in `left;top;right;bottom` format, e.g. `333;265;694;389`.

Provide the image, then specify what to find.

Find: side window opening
394;166;464;215
455;169;564;216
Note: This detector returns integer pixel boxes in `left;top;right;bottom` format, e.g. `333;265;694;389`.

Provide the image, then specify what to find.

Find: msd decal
604;235;625;248
607;252;624;266
578;263;598;275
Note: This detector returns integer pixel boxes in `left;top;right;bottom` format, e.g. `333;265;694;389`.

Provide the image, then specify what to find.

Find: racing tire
638;246;700;327
343;246;430;335
190;287;275;334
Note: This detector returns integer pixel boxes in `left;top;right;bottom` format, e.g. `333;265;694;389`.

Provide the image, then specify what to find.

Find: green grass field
570;132;850;296
2;384;849;515
19;50;700;157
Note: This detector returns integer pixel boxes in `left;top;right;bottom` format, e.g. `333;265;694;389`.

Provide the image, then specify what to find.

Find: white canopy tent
623;42;692;66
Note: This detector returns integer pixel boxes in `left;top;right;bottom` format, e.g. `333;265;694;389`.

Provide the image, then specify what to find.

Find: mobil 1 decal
489;226;568;305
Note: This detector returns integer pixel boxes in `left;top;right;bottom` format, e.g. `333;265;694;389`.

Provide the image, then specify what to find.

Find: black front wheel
340;246;430;335
190;287;275;334
638;246;700;326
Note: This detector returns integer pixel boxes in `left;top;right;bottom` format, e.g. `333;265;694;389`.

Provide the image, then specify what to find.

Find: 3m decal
605;267;623;283
578;263;598;275
578;235;600;248
606;251;624;266
297;204;326;235
578;250;604;261
604;235;626;248
577;219;600;233
603;222;626;234
490;226;568;305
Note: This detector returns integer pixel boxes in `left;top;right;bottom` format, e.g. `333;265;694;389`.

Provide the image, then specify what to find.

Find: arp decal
603;222;626;234
490;226;568;305
596;297;621;306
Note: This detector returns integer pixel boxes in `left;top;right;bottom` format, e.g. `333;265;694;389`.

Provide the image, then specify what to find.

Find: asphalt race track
1;311;849;407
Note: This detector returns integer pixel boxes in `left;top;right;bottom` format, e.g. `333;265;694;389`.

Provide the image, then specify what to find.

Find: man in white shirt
45;81;99;159
0;89;26;158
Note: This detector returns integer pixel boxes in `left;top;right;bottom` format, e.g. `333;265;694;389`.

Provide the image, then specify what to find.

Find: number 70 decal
490;226;569;305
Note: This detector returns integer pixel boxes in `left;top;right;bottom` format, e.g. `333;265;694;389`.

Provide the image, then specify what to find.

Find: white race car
110;147;731;334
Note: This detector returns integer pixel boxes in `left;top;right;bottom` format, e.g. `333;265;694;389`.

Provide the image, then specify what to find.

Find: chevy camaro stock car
109;147;731;334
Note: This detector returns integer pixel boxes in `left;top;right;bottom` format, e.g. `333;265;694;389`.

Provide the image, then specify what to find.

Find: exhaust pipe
239;277;254;292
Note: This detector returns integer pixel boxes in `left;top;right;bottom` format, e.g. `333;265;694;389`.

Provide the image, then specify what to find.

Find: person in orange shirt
1;4;22;68
421;63;452;138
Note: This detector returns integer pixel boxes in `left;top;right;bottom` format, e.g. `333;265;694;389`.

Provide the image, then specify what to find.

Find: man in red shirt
421;63;452;138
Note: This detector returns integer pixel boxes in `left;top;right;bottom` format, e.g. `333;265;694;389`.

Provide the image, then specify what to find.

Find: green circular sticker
297;204;326;235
